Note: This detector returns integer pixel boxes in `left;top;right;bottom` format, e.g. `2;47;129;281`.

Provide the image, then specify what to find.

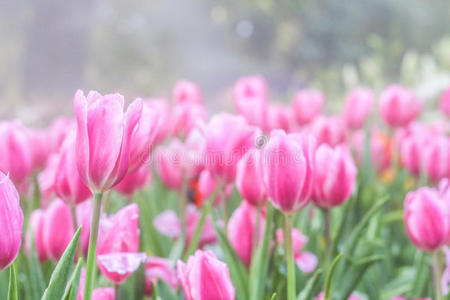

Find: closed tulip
0;172;23;270
26;209;48;261
115;164;151;197
177;250;235;300
276;229;317;273
313;145;357;208
27;128;51;171
48;117;75;153
236;148;266;207
38;154;59;207
267;104;295;133
310;116;347;147
440;87;450;117
292;89;325;125
155;139;184;190
379;85;421;127
91;288;115;300
76;200;93;257
171;103;206;138
173;80;204;105
399;133;426;176
73;90;142;193
262;130;315;213
145;99;171;144
404;187;449;251
144;257;178;296
197;170;233;207
422;135;450;182
343;88;375;129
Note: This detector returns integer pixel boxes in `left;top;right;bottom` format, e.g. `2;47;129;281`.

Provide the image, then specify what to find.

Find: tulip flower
399;132;427;177
38;154;59;207
292;89;325;125
76;200;93;257
115;164;151;197
236;148;266;207
144;257;178;296
155;139;184;190
0;172;23;271
26;209;48;261
171;102;206;138
233;75;267;103
91;288;115;300
343;88;375;129
422;135;450;182
27;128;51;171
379;84;421;127
145;99;171;143
48;117;75;152
440;87;450;117
352;129;393;174
173;80;204;105
267;104;295;133
276;229;317;273
313;145;357;208
310;116;347;147
196;170;233;207
177;250;235;300
0;120;32;185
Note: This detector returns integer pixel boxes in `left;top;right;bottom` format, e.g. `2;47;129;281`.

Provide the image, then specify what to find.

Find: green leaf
41;227;81;300
63;258;83;300
324;253;343;299
297;269;323;300
27;234;46;299
154;279;178;300
8;264;18;300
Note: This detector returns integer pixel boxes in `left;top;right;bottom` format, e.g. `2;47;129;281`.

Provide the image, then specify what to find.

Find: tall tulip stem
284;213;295;300
83;192;103;300
324;208;331;261
432;251;443;300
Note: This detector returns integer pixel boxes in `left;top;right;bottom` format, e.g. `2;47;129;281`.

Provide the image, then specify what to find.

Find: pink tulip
0;120;32;185
27;128;51;171
351;130;393;173
228;202;266;267
144;257;178;296
422;135;450;182
310;116;347;147
292;89;325;125
97;252;146;284
236;148;266;207
55;134;92;205
267;104;295;133
404;187;449;251
204;113;257;183
0;172;23;270
171;103;206;138
399;132;427;176
379;84;421;127
76;200;93;257
196;170;233;207
440;87;450;117
276;229;317;273
173;80;203;105
343;88;375;129
48;117;75;153
26;209;48;261
73;90;142;193
145;99;171;143
155;139;184;190
38;154;59;207
262;130;315;213
233;75;267;103
183;128;206;179
313;145;357;208
115;164;151;197
43;199;74;260
91;288;115;300
177;250;235;300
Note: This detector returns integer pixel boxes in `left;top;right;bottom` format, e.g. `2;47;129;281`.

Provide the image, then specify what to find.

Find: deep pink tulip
236;148;266;207
310;116;347;147
343;88;375;129
203;113;257;183
379;85;421;127
73;90;142;193
173;80;204;105
440;87;450;117
0;172;23;270
267;104;295;133
144;257;178;296
115;164;151;196
313;145;357;208
42;198;74;260
177;250;235;300
38;154;59;207
262;130;315;214
145;99;171;144
0;120;32;185
292;89;325;125
155;139;184;190
404;187;449;251
422;135;450;182
55;134;92;205
171;102;206;138
276;228;317;273
228;202;266;267
399;132;427;176
76;200;93;257
26;209;48;261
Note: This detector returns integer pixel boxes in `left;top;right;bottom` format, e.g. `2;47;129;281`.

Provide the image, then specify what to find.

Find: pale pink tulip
196;170;233;207
115;164;151;197
292;89;325;125
343;88;375;129
48;117;74;153
236;148;266;207
173;80;203;105
379;84;421;127
145;99;171;144
399;132;427;176
144;257;178;296
277;229;317;273
171;103;206;138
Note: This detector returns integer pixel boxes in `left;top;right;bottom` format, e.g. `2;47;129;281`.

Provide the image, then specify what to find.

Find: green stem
83;193;103;300
432;251;443;300
252;204;261;259
323;209;331;262
284;213;295;300
70;204;84;260
221;188;228;234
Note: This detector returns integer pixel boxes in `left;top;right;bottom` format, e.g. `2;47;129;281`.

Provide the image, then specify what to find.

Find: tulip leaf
27;234;46;299
41;227;81;300
297;268;323;300
154;279;178;300
270;293;277;300
249;202;274;300
62;258;83;300
138;191;166;256
324;253;343;299
7;263;18;300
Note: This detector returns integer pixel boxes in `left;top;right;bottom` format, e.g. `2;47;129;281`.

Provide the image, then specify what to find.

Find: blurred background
1;0;450;123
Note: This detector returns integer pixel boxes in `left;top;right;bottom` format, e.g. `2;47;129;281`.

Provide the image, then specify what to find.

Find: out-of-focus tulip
115;164;151;197
267;104;295;133
399;133;427;176
0;172;23;270
26;209;48;261
236;148;266;207
440;87;450;117
422;135;450;182
310;116;347;147
262;130;315;214
228;202;265;267
177;250;235;300
204;113;257;183
313;145;357;208
155;139;184;190
73;90;142;193
379;85;421;127
404;187;449;251
173;80;203;105
276;228;317;273
196;170;233;207
76;200;93;257
48;117;74;153
42;198;74;260
27;128;51;170
55;134;92;205
352;130;393;173
0;120;32;185
343;88;375;129
183;128;206;178
91;288;115;300
145;99;171;144
292;89;325;125
38;154;59;207
144;257;178;296
233;75;267;103
171;103;206;138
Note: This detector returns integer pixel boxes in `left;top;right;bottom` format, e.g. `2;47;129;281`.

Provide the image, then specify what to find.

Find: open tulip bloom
2;78;450;300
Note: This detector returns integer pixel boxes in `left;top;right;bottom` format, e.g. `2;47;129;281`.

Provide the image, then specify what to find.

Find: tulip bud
399;133;426;177
155;140;184;190
0;172;23;270
173;80;203;105
310;116;347;147
404;187;449;251
422;135;450;182
379;85;421;127
267;104;295;133
276;228;317;273
196;170;233;207
145;99;171;144
313;145;357;208
440;87;450;117
144;257;178;296
262;130;315;213
73;90;142;193
343;88;375;129
27;128;51;171
171;103;206;138
236;148;266;207
177;250;235;300
292;89;325;125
